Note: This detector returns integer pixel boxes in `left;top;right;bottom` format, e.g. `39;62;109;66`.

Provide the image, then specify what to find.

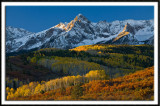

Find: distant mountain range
6;14;154;53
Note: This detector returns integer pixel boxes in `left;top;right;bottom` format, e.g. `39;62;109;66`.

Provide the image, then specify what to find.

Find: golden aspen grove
6;44;154;100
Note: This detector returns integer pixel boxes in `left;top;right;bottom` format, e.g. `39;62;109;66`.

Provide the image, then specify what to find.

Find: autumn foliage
6;70;108;100
7;67;154;100
6;44;154;100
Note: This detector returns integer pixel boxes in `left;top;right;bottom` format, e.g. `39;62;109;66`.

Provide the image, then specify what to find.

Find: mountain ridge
6;14;154;53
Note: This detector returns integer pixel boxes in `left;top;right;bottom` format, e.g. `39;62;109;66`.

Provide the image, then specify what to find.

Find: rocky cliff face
6;14;154;53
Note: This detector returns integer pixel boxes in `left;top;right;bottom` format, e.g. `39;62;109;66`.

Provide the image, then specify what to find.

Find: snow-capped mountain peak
6;26;34;40
76;14;90;22
54;14;90;32
6;14;154;53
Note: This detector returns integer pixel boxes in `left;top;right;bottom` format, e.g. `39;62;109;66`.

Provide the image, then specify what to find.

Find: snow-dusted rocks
6;14;154;53
6;26;35;52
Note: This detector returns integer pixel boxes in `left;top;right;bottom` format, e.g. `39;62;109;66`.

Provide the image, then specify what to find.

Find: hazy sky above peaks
6;6;154;32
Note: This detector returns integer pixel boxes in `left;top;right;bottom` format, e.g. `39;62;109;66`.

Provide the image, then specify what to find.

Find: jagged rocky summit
6;14;154;53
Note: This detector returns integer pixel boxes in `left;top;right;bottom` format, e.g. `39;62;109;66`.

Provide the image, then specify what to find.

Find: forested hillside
6;44;154;100
7;67;154;100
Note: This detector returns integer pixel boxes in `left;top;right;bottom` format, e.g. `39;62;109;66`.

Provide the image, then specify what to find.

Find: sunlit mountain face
6;14;154;53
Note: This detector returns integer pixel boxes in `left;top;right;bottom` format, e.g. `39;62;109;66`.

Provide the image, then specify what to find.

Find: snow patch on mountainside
134;27;153;41
75;34;118;47
6;14;154;53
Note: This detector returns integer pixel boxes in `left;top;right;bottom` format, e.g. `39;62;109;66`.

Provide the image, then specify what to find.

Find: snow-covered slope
6;26;35;52
6;14;154;53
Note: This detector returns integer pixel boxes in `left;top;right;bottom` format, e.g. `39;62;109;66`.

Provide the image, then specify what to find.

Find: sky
6;6;154;32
